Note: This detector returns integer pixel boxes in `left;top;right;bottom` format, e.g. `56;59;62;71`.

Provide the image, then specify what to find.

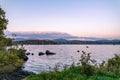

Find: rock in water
77;50;80;52
23;55;28;61
45;50;56;55
19;53;28;61
31;53;34;55
26;52;30;55
38;52;45;56
86;46;89;48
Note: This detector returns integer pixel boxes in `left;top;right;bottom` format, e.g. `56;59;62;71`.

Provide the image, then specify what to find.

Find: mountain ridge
5;30;120;41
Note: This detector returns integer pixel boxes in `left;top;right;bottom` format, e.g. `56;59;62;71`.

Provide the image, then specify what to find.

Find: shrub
107;54;120;76
97;61;107;75
0;48;26;74
79;51;96;76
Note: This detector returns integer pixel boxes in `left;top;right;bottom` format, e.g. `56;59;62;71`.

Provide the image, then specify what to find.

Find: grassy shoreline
24;51;120;80
24;66;120;80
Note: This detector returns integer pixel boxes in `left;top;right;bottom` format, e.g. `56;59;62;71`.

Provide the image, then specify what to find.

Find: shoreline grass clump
107;54;120;75
24;51;120;80
79;51;96;76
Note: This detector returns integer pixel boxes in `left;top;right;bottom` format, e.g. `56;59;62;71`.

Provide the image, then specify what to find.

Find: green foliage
24;66;120;80
0;7;26;74
0;37;12;46
0;6;10;50
107;54;120;75
0;48;26;74
79;51;96;76
97;61;107;75
0;7;8;36
88;75;119;80
24;67;85;80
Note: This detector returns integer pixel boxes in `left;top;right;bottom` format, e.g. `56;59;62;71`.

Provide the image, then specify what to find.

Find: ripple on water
22;45;120;74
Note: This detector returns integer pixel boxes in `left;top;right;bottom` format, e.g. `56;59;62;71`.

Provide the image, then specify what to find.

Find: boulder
77;50;80;52
38;52;45;56
18;53;28;61
31;53;34;55
45;50;56;55
26;52;30;55
22;54;28;61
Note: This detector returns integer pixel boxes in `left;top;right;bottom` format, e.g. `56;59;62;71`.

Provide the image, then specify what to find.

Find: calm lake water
22;45;120;74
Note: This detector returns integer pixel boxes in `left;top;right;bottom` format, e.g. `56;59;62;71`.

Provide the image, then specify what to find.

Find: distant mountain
13;38;26;41
5;31;78;40
4;31;111;41
53;39;68;44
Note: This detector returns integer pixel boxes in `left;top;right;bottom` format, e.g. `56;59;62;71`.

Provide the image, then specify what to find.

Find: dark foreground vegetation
0;48;31;80
0;48;27;74
0;7;31;80
24;51;120;80
0;68;33;80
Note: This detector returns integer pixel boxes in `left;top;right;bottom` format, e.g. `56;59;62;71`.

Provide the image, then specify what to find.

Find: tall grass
24;51;120;80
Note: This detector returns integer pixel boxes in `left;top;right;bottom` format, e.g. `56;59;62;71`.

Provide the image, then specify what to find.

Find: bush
79;51;96;76
107;54;120;75
0;48;26;74
24;66;120;80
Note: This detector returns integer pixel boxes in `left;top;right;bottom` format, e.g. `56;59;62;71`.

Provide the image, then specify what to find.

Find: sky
0;0;120;39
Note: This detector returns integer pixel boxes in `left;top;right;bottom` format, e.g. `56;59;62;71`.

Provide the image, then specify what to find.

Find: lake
22;45;120;74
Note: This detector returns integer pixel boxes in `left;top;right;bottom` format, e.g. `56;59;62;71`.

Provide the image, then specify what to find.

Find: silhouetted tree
0;6;9;48
0;7;8;37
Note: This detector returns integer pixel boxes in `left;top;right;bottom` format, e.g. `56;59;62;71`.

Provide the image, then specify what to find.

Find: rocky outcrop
0;68;34;80
22;54;28;61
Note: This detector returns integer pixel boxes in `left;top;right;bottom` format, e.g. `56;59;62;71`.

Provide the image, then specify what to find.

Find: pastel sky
1;0;120;39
